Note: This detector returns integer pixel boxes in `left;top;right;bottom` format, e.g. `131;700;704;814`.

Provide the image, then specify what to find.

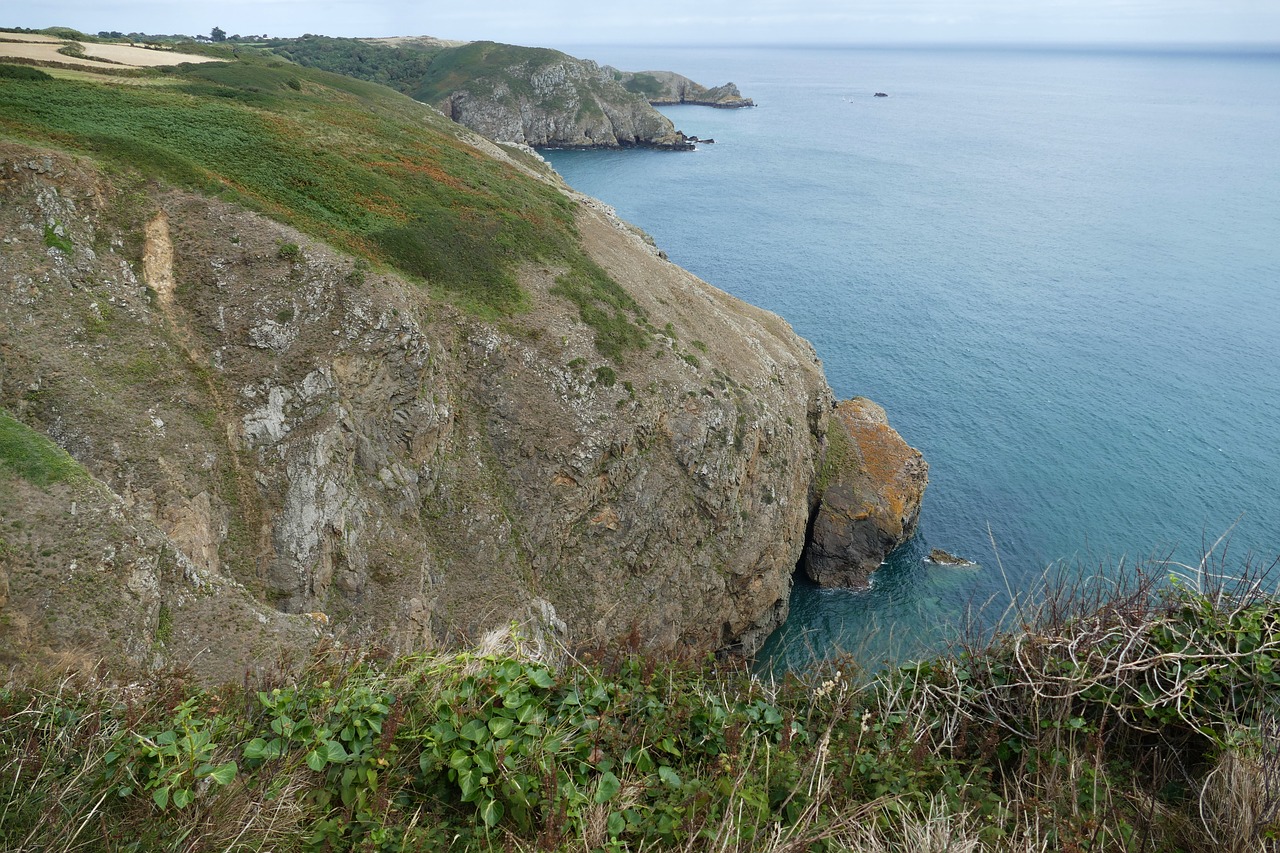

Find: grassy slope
412;41;576;102
264;37;614;110
265;36;441;96
0;53;645;351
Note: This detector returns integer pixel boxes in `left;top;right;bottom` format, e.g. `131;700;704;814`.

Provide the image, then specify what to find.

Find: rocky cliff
617;70;755;108
417;42;693;149
0;140;833;682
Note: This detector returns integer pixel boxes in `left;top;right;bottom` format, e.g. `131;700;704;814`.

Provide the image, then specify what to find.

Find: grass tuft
0;410;86;487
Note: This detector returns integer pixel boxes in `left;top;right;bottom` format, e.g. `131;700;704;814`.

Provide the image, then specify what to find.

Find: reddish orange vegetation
372;157;468;191
352;192;409;222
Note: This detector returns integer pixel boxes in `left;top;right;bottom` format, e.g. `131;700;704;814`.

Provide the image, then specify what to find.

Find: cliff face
0;142;832;681
418;42;692;149
617;70;755;108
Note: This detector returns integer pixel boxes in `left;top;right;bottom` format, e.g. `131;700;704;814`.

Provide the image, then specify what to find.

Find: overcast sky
8;1;1280;46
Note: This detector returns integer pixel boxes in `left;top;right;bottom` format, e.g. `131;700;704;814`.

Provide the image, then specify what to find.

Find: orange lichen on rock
805;397;928;589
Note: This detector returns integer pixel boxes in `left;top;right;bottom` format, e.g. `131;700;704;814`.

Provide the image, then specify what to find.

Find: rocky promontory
805;398;929;588
266;36;751;149
617;70;755;108
423;42;692;149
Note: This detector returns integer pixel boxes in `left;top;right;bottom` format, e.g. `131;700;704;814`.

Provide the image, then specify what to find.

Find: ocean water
543;45;1280;671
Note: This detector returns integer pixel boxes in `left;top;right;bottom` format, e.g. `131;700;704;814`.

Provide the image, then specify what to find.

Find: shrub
0;64;53;81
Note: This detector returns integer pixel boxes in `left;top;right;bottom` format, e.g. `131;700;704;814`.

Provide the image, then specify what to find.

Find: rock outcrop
616;70;755;108
0;140;833;680
805;398;928;588
419;42;693;149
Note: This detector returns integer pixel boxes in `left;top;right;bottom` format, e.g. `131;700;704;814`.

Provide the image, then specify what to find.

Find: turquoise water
544;46;1280;670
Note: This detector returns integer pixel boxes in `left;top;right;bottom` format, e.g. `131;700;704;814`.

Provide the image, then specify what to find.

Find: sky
7;0;1280;47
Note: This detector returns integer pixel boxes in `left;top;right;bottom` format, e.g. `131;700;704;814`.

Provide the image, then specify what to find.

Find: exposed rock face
0;140;833;680
424;43;692;149
805;398;928;589
617;70;755;108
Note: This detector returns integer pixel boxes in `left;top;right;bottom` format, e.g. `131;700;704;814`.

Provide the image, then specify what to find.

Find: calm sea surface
544;45;1280;671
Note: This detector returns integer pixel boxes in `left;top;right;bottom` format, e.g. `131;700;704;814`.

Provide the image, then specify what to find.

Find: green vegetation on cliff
0;54;647;352
0;410;87;486
266;36;441;94
3;567;1277;851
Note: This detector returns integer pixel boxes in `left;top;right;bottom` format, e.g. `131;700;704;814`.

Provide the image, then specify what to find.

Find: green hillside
0;55;645;352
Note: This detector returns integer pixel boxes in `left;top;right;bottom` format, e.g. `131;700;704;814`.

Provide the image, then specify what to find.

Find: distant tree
211;26;226;42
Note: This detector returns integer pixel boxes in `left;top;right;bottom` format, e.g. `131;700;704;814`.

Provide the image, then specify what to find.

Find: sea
542;45;1280;672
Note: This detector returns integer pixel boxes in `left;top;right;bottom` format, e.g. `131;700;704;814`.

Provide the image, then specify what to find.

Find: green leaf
458;768;483;801
658;765;681;788
528;667;555;689
595;770;621;803
488;717;515;738
324;739;349;763
152;787;169;810
172;788;194;809
474;749;497;775
461;719;489;743
607;811;625;837
207;761;237;785
480;797;504;827
449;749;473;771
307;748;327;772
244;738;268;760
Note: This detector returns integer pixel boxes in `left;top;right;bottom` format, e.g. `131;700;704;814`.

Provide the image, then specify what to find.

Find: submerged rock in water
804;398;928;589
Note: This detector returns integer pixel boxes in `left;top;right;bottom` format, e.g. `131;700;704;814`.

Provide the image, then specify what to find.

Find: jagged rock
805;398;928;588
927;548;976;567
615;70;756;108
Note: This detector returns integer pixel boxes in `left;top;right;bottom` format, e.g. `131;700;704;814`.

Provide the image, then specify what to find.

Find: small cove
545;45;1280;670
